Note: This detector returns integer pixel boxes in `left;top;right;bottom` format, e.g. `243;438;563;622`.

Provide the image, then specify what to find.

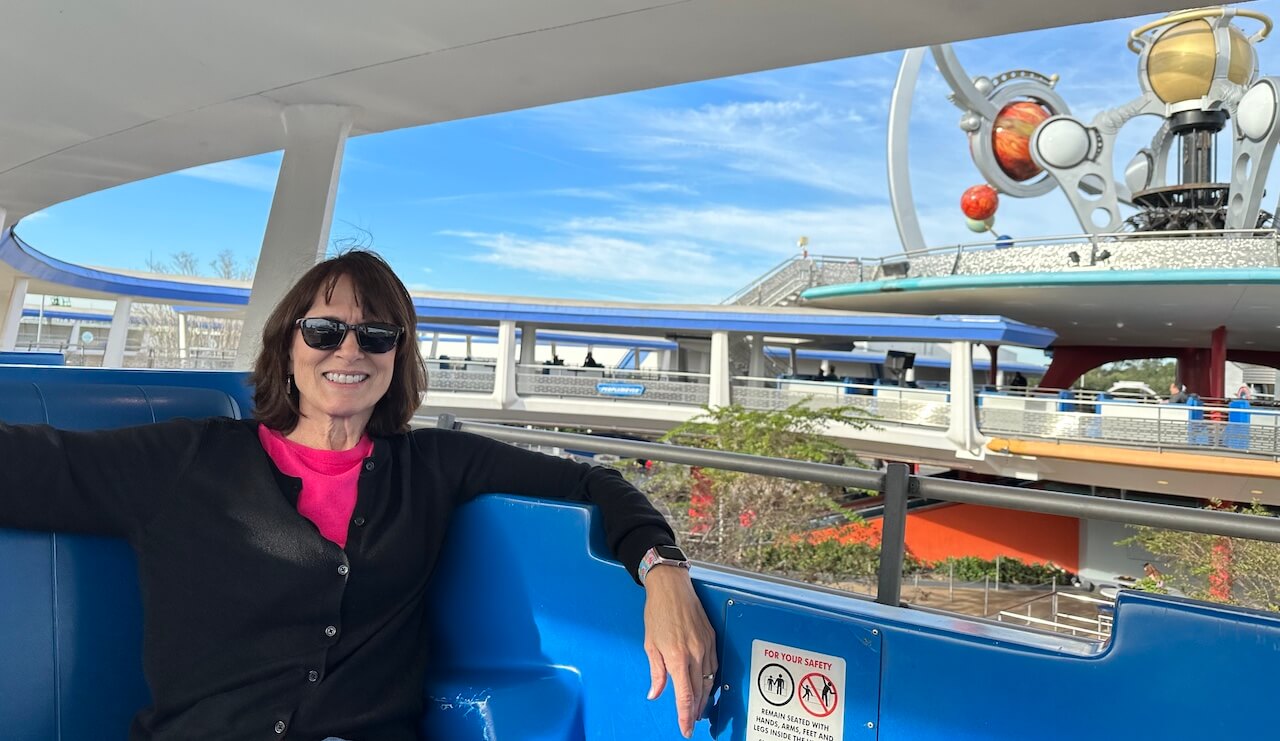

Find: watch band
637;545;690;585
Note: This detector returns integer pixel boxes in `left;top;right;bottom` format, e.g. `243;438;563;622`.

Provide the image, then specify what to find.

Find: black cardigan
0;417;675;740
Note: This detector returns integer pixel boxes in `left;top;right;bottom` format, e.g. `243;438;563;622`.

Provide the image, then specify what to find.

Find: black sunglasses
295;318;404;354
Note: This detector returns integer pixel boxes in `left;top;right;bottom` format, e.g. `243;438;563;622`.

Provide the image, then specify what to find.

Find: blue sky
17;3;1280;303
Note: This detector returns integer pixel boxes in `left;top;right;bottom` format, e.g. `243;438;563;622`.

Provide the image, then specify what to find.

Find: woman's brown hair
251;250;427;436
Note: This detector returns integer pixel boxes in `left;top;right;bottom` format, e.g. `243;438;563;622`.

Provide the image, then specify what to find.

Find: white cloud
438;201;922;301
176;160;280;192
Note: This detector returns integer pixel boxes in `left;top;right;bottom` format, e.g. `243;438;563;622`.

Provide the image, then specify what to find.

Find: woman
0;251;715;740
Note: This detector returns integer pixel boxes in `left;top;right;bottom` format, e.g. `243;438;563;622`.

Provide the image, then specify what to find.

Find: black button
353;516;366;527
324;625;337;638
364;461;375;471
274;720;286;734
337;564;349;576
307;670;319;682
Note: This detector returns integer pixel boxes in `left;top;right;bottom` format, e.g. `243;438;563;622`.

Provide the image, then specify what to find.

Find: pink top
257;426;373;549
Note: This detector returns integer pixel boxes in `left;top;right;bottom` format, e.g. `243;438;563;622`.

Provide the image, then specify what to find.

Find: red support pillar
1209;325;1227;401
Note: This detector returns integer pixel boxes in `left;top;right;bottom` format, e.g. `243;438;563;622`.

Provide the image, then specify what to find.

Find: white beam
102;296;133;367
710;330;731;407
493;320;518;406
0;275;28;351
235;104;355;369
946;341;986;457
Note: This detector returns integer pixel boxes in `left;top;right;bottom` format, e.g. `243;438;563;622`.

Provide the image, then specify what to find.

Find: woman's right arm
0;418;206;537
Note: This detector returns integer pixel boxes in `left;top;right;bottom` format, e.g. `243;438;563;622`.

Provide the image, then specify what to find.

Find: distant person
1010;372;1027;388
552;354;565;366
583;352;603;368
826;364;838;382
1166;383;1189;404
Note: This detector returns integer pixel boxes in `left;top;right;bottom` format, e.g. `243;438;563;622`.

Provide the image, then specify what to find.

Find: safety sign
746;639;846;741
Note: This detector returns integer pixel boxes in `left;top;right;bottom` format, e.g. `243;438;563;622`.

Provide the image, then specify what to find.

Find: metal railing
515;364;711;406
426;359;497;394
722;255;865;306
978;392;1280;456
730;376;950;429
417;416;1280;612
723;229;1280;306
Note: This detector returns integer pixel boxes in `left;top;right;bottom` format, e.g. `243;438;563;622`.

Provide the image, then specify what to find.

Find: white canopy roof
0;0;1201;221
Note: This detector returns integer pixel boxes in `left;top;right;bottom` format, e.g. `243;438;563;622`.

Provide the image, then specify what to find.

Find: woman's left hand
642;564;717;739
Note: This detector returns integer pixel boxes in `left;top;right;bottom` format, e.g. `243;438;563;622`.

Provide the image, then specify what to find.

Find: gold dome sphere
1145;19;1254;104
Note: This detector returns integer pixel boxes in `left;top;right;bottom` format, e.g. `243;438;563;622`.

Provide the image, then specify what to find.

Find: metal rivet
866;721;875;729
871;629;879;635
722;684;730;691
727;599;734;606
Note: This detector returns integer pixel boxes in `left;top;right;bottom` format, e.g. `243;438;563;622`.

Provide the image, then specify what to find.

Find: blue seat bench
5;367;1280;740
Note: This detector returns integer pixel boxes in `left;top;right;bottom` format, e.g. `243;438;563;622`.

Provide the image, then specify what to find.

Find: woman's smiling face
290;274;397;439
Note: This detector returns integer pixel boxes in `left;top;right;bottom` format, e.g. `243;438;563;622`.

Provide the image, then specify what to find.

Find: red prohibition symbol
797;672;838;718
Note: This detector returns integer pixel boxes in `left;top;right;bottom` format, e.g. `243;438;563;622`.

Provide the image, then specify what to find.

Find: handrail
785;228;1280;274
518;363;711;380
417;416;1280;607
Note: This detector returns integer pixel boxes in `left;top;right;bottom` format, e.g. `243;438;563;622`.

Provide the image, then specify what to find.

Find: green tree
1080;358;1176;393
637;402;875;574
1121;501;1280;611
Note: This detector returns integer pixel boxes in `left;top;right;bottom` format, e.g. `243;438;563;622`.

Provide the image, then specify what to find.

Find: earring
286;374;294;395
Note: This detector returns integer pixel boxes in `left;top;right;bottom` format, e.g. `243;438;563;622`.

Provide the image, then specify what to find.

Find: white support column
946;341;986;457
0;276;29;350
710;330;731;407
493;320;518;406
748;335;767;386
178;313;189;362
429;332;439;359
102;296;133;367
236;104;356;368
518;324;538;366
661;349;673;372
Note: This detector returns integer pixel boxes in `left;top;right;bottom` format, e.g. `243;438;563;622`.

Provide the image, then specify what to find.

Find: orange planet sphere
992;101;1051;181
960;184;999;220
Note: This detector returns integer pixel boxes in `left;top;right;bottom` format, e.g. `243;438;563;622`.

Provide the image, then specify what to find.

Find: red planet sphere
992;100;1051;181
960;184;999;221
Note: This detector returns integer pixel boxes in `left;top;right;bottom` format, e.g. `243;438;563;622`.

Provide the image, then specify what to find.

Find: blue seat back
0;369;241;740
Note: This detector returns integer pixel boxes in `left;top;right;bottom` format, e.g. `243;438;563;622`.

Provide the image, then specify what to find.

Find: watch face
655;544;688;562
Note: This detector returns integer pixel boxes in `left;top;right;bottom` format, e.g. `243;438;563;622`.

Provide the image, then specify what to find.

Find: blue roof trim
1;229;250;305
416;322;678;350
22;308;115;323
409;297;1056;348
3;230;1054;348
802;267;1280;302
762;347;1046;374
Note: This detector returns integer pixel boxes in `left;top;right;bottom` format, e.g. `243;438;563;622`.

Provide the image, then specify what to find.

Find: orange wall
816;503;1079;571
